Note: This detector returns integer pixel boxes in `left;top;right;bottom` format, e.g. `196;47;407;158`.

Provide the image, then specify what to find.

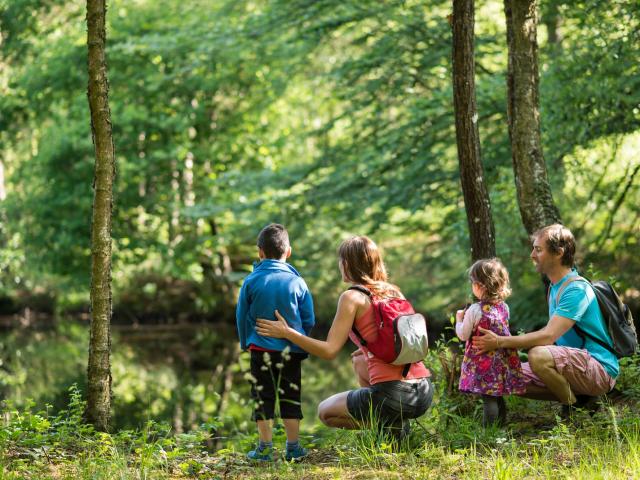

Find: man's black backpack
554;276;638;358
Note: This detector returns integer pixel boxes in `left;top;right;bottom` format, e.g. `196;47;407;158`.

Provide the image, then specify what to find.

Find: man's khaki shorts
521;346;616;396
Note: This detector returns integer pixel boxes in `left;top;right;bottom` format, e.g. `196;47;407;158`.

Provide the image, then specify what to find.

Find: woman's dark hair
257;223;290;259
338;236;401;299
532;224;576;267
468;258;511;303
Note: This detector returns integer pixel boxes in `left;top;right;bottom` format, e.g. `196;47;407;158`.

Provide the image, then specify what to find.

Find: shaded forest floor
3;325;640;479
2;388;639;480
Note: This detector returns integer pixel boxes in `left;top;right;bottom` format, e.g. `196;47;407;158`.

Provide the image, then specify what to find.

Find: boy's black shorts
250;349;306;421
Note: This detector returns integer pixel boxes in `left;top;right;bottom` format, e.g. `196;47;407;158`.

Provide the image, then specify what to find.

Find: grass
2;346;640;479
1;384;639;479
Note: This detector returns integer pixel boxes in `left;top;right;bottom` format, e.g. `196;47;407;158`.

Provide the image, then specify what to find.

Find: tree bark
451;0;496;260
541;0;562;48
504;0;561;235
86;0;115;432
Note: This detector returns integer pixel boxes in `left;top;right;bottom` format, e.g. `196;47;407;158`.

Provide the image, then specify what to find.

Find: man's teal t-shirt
549;270;619;378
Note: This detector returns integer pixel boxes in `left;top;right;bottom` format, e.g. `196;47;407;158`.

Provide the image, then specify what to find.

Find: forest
0;0;639;478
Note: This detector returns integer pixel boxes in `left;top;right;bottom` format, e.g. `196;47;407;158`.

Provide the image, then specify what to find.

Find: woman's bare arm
255;289;364;360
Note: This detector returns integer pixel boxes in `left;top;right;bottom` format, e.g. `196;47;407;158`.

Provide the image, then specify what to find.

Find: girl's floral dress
459;301;527;396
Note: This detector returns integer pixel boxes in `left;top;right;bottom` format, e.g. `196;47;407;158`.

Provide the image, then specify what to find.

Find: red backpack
349;286;429;370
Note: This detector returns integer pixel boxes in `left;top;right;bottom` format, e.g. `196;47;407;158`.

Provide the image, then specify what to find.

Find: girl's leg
482;395;500;426
318;391;361;429
497;397;507;425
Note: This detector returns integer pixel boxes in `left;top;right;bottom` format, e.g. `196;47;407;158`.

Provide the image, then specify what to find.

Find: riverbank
1;385;638;479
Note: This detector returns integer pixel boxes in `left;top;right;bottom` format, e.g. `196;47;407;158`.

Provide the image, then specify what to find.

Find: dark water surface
0;319;356;434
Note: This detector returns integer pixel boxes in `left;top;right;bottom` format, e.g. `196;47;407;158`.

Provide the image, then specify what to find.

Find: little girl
455;258;527;426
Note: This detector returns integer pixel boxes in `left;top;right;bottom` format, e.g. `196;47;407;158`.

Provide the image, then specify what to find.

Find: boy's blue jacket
236;259;315;354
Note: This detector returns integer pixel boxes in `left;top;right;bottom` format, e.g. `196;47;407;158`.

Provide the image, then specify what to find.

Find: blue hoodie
236;259;315;354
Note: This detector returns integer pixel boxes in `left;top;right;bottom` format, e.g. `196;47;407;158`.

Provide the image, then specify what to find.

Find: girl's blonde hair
338;236;402;299
468;258;511;303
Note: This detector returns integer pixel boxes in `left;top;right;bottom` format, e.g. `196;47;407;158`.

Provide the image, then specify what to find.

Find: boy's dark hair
257;223;290;259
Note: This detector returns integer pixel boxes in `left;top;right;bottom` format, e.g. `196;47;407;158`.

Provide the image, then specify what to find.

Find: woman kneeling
256;235;433;438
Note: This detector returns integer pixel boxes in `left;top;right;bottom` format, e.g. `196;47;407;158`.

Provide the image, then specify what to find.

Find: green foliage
0;0;638;330
1;341;640;478
614;355;640;399
0;388;224;478
3;3;638;476
542;1;640;157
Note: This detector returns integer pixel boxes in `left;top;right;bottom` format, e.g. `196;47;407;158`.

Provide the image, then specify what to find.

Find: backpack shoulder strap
573;323;617;356
347;285;372;346
554;275;589;305
348;285;372;297
553;276;618;356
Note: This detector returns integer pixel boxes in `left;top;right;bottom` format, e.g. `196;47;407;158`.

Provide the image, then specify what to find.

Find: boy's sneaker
285;444;308;462
247;445;273;462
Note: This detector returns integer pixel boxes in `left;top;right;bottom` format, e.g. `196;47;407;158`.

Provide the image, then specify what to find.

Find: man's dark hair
257;223;290;259
532;224;576;267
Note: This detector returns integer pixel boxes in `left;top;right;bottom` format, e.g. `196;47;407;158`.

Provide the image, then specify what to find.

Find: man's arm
473;314;576;353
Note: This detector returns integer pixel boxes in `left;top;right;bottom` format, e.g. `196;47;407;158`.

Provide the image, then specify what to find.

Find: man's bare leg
519;383;560;401
528;346;576;405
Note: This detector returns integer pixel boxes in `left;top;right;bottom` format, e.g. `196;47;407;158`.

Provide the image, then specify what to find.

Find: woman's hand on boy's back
256;310;292;339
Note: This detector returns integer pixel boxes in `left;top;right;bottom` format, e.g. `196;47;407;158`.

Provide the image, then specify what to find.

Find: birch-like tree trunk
452;0;496;260
504;0;561;235
86;0;115;432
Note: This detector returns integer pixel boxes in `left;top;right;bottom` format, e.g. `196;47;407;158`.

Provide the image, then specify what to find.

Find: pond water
0;319;357;436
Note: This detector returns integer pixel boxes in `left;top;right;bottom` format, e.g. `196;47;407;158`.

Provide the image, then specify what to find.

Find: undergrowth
1;345;639;479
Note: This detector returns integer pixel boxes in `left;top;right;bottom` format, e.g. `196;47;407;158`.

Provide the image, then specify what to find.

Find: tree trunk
451;0;496;261
86;0;115;432
541;0;562;48
504;0;561;235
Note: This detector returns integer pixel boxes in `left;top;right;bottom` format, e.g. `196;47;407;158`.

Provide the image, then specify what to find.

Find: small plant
614;355;640;399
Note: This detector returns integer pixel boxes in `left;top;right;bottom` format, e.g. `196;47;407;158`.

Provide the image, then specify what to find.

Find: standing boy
236;223;315;461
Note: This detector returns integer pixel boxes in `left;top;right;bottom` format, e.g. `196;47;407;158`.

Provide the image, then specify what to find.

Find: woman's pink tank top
349;303;430;385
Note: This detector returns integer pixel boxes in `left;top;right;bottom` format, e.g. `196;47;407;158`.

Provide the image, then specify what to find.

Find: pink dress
458;301;527;396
